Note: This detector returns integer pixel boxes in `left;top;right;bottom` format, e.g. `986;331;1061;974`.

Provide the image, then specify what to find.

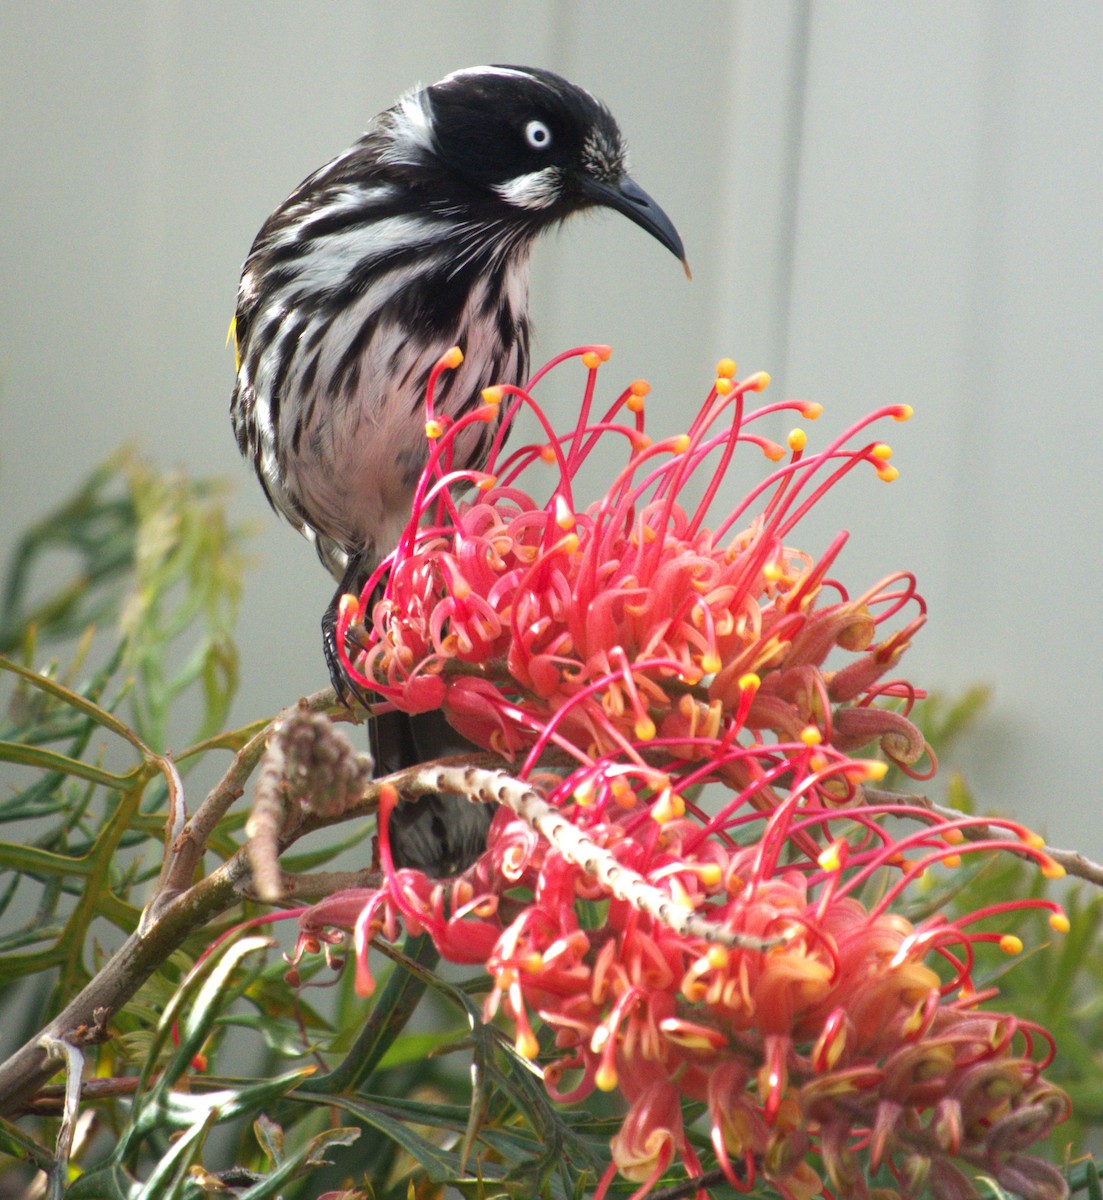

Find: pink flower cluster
303;348;1069;1200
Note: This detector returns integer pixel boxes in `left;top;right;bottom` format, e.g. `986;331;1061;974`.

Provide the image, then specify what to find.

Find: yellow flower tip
762;440;786;462
670;434;691;454
558;532;580;556
788;428;807;453
425;419;444;439
1040;856;1066;880
635;715;657;741
539;443;557;464
715;376;734;396
337;592;361;623
871;442;893;461
999;934;1024;956
809;752;828;773
522;951;545;973
876;465;900;483
626;392;646;413
554;494;576;530
800;401;823;420
651;788;685;824
1049;911;1071;934
595;1061;618;1092
800;725;823;747
942;827;965;845
700;652;722;676
942;853;961;869
892;403;914;422
1022;830;1046;850
611;780;637;809
738;672;761;693
476;474;497;491
817;841;845;873
696;863;723;888
481;385;504;406
581;350;602;370
862;759;889;782
441;346;464;369
516;1028;540;1060
749;370;771;392
716;357;738;379
763;561;783;582
573;778;596;807
707;944;730;969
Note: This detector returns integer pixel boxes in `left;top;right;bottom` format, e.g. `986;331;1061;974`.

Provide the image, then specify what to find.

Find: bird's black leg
322;549;375;706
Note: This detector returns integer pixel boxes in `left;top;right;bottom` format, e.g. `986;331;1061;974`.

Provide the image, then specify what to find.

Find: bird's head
386;64;688;273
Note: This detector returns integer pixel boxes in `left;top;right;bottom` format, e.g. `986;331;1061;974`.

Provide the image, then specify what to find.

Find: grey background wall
2;2;1100;858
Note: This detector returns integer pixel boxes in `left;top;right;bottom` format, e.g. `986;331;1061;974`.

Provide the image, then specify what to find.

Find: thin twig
865;786;1103;888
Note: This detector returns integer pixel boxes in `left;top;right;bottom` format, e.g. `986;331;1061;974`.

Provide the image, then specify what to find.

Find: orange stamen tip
581;351;602;370
425;419;444;439
763;561;783;582
716;357;737;379
441;346;464;369
762;441;786;462
516;1028;540;1060
670;434;690;453
809;752;828;772
1049;912;1070;934
1022;831;1046;850
595;1061;618;1092
338;592;360;623
715;377;734;396
942;827;965;845
481;385;504;405
630;378;651;396
871;442;893;461
539;444;557;464
788;428;807;452
942;853;961;869
801;401;823;419
800;725;823;747
893;404;914;422
626;393;645;413
738;672;761;693
1040;857;1066;880
701;652;722;675
558;532;580;556
999;934;1023;956
635;716;657;741
554;494;576;530
862;760;889;781
476;474;497;491
749;371;771;391
876;465;900;483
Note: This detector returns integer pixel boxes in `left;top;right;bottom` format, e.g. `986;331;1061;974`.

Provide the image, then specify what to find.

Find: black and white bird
230;65;686;872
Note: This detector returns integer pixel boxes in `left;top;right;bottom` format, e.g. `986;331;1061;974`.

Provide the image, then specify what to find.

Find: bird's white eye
524;119;552;150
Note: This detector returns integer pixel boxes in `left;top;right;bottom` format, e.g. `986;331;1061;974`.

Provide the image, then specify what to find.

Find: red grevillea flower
337;347;928;789
299;348;1070;1200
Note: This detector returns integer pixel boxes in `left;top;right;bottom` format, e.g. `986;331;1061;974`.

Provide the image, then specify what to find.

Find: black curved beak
580;174;691;278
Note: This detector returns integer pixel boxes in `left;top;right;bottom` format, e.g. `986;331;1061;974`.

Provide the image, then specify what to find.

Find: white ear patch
493;167;562;210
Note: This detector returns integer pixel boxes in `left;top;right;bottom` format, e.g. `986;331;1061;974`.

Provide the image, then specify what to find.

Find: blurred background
2;1;1101;857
